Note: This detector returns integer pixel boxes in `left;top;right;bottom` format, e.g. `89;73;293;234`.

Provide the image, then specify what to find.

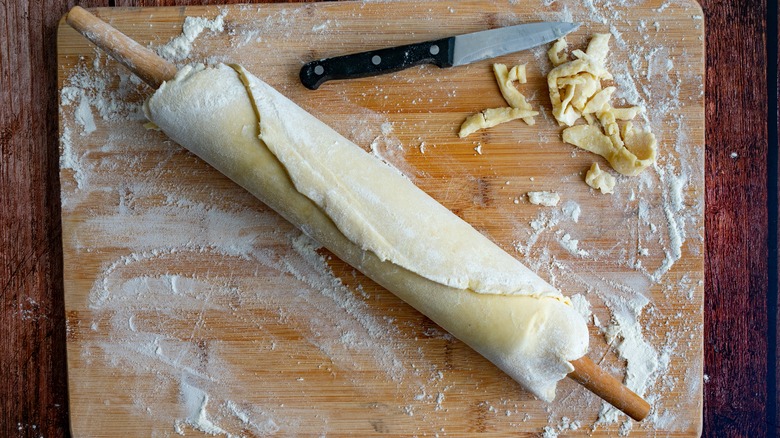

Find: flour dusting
158;10;228;62
60;1;704;436
177;382;229;436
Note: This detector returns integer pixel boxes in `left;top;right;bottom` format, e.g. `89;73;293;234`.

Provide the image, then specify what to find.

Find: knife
299;21;579;90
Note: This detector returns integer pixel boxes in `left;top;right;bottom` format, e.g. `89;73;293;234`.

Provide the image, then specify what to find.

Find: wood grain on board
0;0;774;437
57;1;704;436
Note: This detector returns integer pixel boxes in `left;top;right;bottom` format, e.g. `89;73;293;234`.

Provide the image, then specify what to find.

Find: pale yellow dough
144;64;588;402
527;191;561;207
585;163;616;194
458;63;538;137
547;38;569;67
493;63;535;125
547;34;657;176
458;107;536;138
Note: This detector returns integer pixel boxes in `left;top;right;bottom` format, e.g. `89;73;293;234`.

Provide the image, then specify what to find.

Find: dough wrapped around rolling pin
143;63;588;401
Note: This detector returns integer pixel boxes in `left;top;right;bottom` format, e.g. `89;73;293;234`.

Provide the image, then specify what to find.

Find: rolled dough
144;63;589;401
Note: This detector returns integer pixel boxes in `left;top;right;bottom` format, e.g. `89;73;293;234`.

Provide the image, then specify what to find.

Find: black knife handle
300;37;455;90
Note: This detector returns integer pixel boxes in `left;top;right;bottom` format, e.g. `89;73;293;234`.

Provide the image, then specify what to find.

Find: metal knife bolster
299;37;454;90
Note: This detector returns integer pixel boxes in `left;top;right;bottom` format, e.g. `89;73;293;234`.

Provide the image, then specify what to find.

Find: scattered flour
597;281;659;432
544;416;582;437
651;161;689;281
561;201;581;223
516;3;704;434
74;92;97;135
157;10;228;62
559;233;590;257
177;382;229;436
60;10;444;436
59;1;704;436
570;294;592;320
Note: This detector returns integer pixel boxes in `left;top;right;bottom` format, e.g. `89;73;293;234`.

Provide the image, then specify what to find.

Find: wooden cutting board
57;1;705;436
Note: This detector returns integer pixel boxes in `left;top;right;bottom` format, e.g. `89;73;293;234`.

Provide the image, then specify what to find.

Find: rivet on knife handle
300;37;454;90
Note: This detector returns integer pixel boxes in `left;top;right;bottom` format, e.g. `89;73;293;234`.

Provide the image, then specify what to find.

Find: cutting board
58;1;705;436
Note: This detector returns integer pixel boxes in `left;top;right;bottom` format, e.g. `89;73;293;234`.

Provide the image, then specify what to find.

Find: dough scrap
493;63;535;125
585;163;616;194
547;34;656;176
144;64;589;401
563;122;656;176
458;107;537;138
458;63;538;137
583;33;611;66
527;191;561;207
547;58;611;126
547;38;569;67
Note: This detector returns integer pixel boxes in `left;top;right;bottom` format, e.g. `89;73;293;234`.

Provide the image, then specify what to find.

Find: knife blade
299;21;579;90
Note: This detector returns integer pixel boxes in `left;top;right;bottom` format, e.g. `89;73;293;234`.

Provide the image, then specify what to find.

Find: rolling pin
66;5;651;422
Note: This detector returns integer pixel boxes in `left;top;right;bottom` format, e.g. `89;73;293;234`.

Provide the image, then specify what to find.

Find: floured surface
58;1;704;436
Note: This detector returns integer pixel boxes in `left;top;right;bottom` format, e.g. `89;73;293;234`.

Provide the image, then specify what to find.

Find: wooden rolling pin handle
569;356;651;421
66;5;652;421
65;6;177;88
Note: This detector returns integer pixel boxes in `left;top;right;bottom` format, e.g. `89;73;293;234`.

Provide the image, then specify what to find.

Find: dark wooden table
0;1;776;436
